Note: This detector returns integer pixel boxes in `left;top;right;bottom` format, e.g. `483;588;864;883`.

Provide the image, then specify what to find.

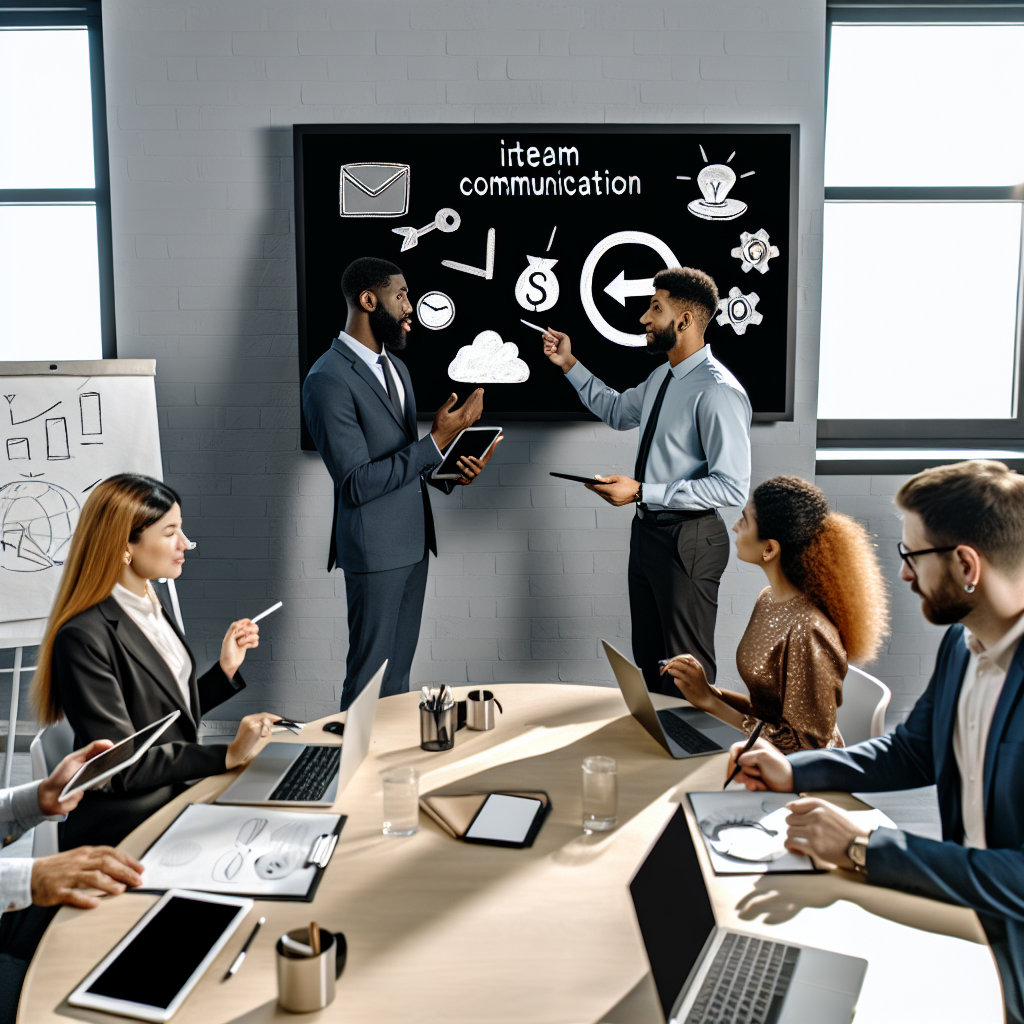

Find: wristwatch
846;833;871;874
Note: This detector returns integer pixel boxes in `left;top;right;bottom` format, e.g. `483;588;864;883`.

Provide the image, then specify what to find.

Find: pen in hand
223;915;265;980
723;721;765;790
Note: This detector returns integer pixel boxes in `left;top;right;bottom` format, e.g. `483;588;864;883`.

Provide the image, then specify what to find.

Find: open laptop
602;640;745;759
217;660;386;807
630;805;867;1024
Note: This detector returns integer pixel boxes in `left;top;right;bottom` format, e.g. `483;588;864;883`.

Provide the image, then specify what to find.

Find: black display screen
294;124;798;449
86;897;241;1008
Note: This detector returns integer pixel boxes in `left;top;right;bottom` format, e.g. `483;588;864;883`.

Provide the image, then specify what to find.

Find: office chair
836;665;892;745
29;717;74;857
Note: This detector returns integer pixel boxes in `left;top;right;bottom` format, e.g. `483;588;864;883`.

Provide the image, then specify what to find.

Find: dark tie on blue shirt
634;368;673;487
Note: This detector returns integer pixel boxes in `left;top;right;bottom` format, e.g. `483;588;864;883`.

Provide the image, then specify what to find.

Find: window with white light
818;12;1024;449
0;2;113;361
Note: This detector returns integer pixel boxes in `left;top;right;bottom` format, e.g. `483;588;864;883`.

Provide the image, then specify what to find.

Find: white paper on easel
139;803;342;899
689;791;895;875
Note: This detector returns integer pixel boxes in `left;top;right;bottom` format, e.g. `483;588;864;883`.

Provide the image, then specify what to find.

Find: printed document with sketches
139;803;344;900
688;791;895;875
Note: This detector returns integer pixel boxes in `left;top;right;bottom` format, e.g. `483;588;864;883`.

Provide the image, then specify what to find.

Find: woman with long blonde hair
663;475;889;752
32;473;280;850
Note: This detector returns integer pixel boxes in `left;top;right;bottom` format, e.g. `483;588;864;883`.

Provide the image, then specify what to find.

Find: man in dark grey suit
303;257;497;709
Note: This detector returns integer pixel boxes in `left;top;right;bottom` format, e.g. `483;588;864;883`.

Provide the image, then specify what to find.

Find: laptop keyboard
269;746;341;802
657;710;723;755
684;933;800;1024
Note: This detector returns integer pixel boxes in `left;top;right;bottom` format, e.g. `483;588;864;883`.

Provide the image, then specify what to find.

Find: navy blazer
789;623;1024;1022
302;338;451;574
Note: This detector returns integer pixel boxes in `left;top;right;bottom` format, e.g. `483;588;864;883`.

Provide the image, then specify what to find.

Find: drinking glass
382;765;419;836
582;756;618;833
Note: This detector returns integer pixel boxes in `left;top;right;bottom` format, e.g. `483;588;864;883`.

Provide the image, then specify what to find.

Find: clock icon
416;290;455;331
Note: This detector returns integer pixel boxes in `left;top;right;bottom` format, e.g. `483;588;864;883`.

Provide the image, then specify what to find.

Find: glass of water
382;765;420;836
582;756;618;833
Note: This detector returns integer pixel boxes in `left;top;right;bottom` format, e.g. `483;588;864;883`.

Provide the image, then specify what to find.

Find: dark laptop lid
629;806;717;1019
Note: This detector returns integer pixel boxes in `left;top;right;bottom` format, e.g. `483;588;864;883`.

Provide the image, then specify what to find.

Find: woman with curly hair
662;475;889;753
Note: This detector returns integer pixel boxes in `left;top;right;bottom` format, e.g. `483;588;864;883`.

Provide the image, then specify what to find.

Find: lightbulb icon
681;146;753;221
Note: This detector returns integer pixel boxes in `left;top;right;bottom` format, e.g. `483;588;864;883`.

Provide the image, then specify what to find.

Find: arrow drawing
603;271;656;307
442;228;495;280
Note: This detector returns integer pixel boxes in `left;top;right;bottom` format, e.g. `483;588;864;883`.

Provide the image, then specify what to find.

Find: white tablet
60;710;182;801
68;889;253;1022
430;426;502;480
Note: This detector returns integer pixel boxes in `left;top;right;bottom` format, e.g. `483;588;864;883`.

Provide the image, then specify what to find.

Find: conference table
21;684;1002;1023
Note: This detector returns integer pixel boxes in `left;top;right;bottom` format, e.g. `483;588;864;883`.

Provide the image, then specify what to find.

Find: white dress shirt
0;781;63;915
112;582;192;711
953;611;1024;849
337;330;406;412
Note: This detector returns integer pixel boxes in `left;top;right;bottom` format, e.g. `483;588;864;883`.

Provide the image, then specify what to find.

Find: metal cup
276;929;346;1013
466;688;503;731
420;702;458;751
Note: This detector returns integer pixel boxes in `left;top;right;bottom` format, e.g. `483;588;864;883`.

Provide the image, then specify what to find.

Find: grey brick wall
101;0;828;723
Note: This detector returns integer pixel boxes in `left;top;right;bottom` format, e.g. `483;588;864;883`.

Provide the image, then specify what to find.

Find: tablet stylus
224;916;265;979
251;601;283;624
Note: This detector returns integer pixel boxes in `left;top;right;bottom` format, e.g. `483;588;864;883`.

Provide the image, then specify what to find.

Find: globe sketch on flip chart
0;480;79;572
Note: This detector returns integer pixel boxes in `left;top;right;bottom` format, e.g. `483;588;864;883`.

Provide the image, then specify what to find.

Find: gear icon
730;229;779;275
716;287;763;335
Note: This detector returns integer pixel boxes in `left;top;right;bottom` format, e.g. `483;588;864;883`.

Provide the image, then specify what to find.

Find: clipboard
419;790;551;849
136;802;345;902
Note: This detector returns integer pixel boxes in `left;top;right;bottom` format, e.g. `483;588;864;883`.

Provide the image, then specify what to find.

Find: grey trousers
341;555;429;710
628;510;731;695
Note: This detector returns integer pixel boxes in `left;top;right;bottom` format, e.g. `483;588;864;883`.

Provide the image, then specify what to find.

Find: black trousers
341;555;429;710
628;510;731;695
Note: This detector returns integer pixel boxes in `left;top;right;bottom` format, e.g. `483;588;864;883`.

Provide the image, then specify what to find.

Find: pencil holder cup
276;929;346;1013
466;689;503;731
419;701;465;751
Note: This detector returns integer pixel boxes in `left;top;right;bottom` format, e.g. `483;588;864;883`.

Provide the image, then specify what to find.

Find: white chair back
29;718;74;858
836;665;892;746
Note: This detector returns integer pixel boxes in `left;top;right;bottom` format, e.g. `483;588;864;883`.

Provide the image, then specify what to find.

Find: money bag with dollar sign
515;255;559;313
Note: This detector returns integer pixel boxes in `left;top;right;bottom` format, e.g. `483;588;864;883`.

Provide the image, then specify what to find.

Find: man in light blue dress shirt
543;268;751;694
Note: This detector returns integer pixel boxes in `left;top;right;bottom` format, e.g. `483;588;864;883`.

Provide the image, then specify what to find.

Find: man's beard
368;303;407;352
912;571;976;625
646;322;676;355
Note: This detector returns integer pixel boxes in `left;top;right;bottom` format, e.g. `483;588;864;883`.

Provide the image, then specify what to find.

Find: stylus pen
223;916;265;980
250;600;283;624
723;721;765;790
520;318;546;333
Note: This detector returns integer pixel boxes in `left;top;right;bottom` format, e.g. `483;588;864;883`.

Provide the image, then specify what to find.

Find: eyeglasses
896;541;957;571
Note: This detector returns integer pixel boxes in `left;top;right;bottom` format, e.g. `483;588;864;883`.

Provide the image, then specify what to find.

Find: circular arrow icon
579;231;680;347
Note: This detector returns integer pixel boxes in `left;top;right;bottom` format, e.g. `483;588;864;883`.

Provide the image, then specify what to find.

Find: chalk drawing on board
46;418;70;460
685;147;753;221
392;207;460;252
716;287;763;335
515;256;559;313
580;231;680;348
546;226;557;252
339;162;410;218
0;480;80;572
416;291;455;331
448;331;529;384
79;392;102;434
442;227;495;280
6;439;28;461
731;229;779;275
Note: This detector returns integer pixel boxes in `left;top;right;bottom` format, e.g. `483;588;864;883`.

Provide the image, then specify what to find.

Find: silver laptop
217;660;386;807
602;640;745;759
630;805;867;1024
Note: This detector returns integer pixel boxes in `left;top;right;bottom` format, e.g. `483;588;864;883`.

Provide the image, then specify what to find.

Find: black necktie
378;354;404;423
634;368;673;488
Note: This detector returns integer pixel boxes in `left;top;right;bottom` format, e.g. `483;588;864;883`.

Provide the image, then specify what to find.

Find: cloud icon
447;330;530;384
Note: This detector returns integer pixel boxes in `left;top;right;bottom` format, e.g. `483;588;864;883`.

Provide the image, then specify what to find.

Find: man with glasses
727;460;1024;1024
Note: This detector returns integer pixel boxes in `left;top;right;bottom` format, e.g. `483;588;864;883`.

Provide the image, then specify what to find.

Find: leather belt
637;507;717;523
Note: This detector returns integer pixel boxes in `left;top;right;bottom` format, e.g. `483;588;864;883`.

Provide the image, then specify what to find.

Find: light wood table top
21;684;1002;1023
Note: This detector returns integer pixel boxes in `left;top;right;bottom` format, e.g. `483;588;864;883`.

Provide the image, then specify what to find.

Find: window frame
818;3;1024;466
0;0;115;357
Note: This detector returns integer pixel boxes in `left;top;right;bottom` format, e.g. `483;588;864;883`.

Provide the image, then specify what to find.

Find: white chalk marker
520;319;546;333
250;600;283;624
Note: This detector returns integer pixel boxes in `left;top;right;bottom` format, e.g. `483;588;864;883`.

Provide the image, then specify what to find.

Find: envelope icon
340;162;410;217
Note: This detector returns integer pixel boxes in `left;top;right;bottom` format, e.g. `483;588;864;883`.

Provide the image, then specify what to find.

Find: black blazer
52;596;245;848
302;338;453;574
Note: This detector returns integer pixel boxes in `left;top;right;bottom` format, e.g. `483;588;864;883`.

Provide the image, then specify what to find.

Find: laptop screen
628;805;717;1019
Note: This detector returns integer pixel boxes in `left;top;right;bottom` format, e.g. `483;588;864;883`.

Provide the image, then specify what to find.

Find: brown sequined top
717;587;847;753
